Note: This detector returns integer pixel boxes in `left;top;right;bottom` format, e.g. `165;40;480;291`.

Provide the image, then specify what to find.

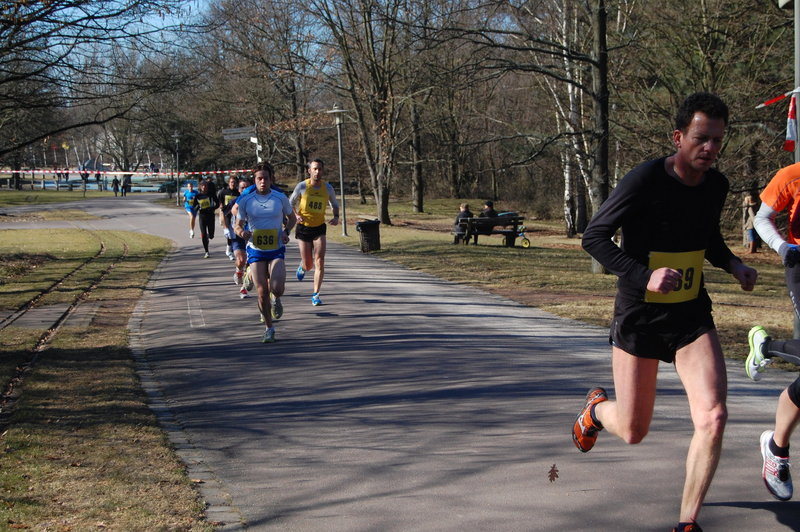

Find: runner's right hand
779;243;800;267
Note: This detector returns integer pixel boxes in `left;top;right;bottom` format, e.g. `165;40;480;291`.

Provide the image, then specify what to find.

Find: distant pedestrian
743;190;761;254
111;177;120;197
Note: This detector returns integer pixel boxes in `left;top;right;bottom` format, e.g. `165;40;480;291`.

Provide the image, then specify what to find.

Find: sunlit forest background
1;0;796;231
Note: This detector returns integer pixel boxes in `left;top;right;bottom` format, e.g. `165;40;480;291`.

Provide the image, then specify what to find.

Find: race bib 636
252;229;279;251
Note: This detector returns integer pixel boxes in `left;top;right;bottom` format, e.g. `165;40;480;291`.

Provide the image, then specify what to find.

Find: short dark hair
675;92;729;131
309;158;324;168
254;162;274;179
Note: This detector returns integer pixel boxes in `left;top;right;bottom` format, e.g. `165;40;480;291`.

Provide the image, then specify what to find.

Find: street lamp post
327;104;350;236
172;131;180;206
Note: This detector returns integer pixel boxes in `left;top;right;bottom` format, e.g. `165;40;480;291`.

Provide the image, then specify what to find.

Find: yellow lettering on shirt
252;229;279;250
644;250;704;304
198;198;211;210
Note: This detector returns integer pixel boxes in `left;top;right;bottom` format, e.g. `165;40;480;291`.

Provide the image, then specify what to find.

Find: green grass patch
0;189;114;207
0;229;105;310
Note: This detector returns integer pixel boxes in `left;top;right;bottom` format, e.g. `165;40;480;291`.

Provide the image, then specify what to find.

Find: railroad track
0;228;129;424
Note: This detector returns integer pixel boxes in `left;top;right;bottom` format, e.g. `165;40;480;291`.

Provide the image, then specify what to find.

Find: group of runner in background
182;159;339;344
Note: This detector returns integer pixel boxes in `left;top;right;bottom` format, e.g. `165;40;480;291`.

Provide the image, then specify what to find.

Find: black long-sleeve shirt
582;156;737;301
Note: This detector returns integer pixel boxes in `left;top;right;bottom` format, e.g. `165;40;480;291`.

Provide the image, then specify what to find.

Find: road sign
222;126;256;141
223;132;255;140
222;126;255;134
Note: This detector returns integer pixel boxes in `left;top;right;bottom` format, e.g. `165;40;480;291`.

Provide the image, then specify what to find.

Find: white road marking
186;296;206;328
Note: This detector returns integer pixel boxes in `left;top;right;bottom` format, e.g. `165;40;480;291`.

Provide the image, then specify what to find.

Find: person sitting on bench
470;200;498;244
480;200;498;218
453;203;473;244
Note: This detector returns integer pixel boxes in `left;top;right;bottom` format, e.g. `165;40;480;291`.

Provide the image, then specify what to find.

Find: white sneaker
262;327;275;343
190;230;194;238
203;252;209;259
746;326;772;381
239;287;249;299
760;430;793;501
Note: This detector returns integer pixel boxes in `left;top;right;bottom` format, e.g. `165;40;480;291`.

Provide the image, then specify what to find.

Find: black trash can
356;219;381;252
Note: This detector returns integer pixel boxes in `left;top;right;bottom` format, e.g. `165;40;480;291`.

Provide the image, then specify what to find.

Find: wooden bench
454;214;525;247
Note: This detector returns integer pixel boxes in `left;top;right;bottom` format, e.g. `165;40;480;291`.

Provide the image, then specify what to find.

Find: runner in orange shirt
745;161;800;501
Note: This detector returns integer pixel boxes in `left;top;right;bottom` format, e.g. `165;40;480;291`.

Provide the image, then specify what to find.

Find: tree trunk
576;175;588;233
376;179;391;224
410;100;424;213
562;151;577;237
589;0;609;215
590;0;610;273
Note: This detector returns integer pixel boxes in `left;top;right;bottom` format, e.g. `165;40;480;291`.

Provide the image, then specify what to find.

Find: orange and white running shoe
672;522;703;532
572;387;607;452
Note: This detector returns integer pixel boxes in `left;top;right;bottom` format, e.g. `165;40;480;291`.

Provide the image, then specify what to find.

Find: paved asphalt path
2;195;799;531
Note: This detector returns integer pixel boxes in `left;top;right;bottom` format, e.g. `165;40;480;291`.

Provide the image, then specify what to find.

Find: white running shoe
203;252;209;259
760;430;793;501
239;287;249;299
746;326;772;381
190;230;194;238
262;327;275;343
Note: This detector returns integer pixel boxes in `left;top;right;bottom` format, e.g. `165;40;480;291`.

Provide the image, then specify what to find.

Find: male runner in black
573;92;758;532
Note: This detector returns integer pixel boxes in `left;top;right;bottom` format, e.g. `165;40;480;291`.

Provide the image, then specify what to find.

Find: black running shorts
610;290;716;363
295;222;327;242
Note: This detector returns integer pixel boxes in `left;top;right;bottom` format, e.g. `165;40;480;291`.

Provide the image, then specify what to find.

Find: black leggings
763;264;800;408
198;211;215;252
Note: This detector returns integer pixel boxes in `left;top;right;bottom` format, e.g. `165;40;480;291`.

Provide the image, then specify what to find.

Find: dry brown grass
0;229;211;530
332;198;798;369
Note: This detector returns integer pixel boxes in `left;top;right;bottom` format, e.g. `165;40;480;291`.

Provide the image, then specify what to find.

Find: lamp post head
327;104;349;126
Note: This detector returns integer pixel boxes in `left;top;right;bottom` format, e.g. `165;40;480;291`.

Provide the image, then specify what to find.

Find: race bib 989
645;250;704;304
